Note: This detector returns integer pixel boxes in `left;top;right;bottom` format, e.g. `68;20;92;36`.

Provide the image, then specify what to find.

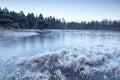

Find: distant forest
0;8;120;30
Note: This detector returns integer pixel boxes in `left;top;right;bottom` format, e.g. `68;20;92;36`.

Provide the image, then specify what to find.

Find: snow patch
0;30;38;40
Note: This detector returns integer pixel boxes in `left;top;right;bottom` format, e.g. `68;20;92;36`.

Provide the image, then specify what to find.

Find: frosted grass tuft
0;47;120;80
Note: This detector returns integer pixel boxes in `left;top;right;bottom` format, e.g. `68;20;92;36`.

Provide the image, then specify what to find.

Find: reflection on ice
0;30;120;57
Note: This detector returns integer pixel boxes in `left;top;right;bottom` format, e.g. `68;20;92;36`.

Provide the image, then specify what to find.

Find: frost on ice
0;46;120;80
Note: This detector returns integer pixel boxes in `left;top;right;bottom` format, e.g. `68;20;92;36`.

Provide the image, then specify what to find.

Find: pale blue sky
0;0;120;22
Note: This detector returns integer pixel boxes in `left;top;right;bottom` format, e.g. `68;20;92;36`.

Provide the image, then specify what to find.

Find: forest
0;8;120;30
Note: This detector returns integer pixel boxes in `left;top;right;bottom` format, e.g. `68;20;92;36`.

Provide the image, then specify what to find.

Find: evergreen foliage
0;8;120;30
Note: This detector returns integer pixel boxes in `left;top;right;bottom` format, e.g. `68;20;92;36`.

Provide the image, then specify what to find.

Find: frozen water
0;30;120;80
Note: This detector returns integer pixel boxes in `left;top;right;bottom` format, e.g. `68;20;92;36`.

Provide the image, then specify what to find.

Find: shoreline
0;29;39;41
0;29;119;41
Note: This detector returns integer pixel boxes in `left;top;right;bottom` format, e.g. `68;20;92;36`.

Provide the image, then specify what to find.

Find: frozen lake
0;30;120;57
0;30;120;80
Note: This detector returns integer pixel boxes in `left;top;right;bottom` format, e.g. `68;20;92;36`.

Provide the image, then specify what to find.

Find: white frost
0;47;120;80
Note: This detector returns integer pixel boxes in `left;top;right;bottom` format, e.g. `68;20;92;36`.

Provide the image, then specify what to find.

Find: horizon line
0;7;120;23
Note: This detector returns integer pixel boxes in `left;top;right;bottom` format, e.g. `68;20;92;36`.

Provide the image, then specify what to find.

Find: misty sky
0;0;120;22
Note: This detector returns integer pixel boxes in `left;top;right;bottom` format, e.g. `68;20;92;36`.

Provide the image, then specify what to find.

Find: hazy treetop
0;0;120;22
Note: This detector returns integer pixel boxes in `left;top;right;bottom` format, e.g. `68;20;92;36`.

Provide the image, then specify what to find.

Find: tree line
0;8;120;30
